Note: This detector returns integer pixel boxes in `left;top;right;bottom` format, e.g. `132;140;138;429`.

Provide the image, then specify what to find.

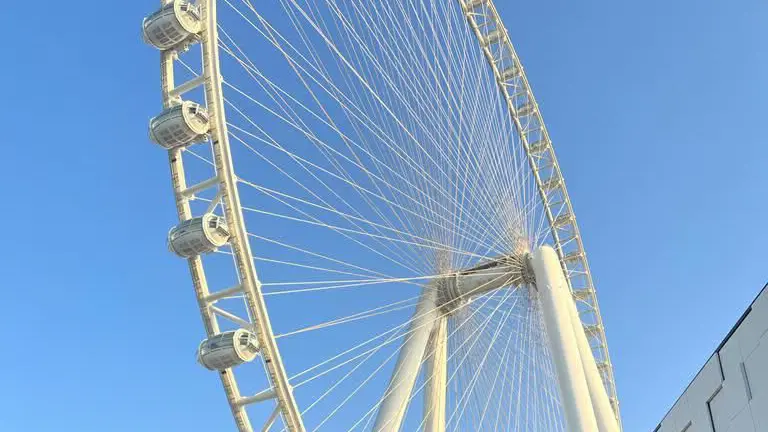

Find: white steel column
566;288;619;432
424;316;447;432
531;246;598;432
374;287;439;432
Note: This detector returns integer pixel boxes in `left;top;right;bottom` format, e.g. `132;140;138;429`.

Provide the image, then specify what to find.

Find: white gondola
142;0;202;50
168;213;230;258
197;329;260;371
149;101;210;149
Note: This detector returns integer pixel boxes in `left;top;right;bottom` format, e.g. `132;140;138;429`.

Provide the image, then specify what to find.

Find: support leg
373;287;438;432
531;246;598;432
424;316;447;432
566;286;619;432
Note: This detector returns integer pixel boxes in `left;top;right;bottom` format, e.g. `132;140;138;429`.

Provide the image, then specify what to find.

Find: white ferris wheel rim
149;0;620;430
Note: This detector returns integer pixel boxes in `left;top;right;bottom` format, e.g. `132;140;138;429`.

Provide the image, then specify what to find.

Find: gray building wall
655;284;768;432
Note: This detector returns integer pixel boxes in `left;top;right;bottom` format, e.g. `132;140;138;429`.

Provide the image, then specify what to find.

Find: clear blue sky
1;1;766;431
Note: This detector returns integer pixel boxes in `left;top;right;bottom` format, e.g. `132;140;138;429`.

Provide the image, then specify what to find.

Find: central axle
435;253;533;314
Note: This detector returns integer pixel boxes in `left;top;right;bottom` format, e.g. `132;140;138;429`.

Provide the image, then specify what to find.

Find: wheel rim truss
156;0;305;430
457;0;621;426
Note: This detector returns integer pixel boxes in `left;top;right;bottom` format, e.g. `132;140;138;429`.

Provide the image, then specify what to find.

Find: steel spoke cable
219;0;528;270
274;296;420;339
225;121;497;266
219;32;450;264
287;270;520;390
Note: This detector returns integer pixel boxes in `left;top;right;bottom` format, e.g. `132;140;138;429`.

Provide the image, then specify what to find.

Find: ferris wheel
142;0;621;430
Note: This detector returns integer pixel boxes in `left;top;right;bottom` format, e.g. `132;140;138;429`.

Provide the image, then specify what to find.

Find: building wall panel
655;285;767;432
